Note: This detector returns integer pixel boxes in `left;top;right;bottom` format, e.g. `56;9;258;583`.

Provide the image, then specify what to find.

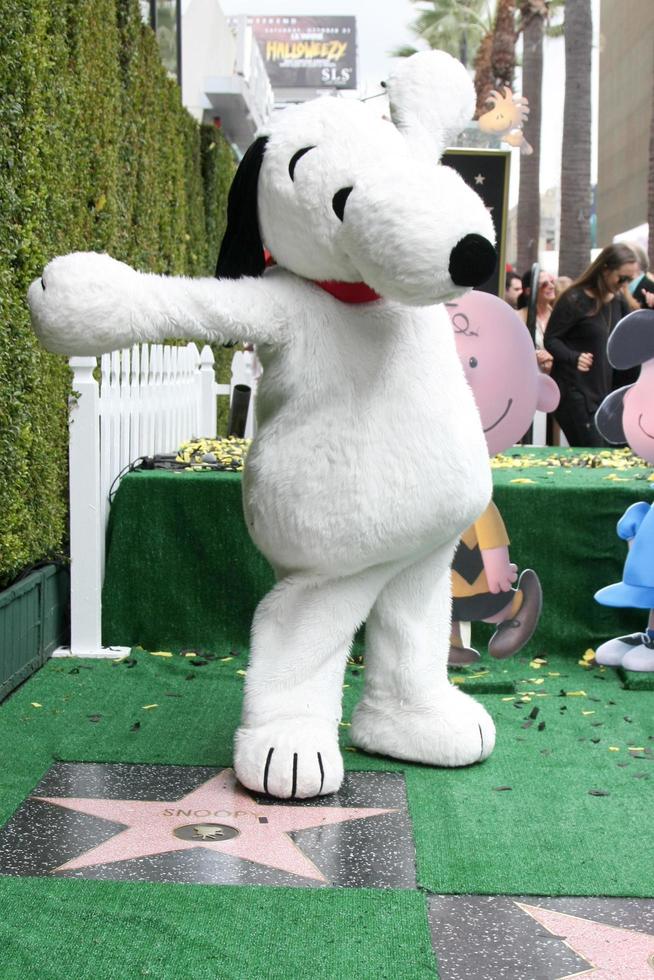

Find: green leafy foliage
0;0;236;586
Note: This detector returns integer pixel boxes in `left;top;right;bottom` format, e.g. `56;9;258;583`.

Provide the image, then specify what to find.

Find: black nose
449;233;497;287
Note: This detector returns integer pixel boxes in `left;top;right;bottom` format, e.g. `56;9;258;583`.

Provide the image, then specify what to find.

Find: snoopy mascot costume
28;51;498;799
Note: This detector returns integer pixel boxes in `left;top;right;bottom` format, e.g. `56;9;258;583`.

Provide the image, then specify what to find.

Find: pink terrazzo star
517;902;654;980
34;769;394;883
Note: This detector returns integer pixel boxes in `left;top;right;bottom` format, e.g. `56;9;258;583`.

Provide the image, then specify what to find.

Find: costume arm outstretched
28;252;286;356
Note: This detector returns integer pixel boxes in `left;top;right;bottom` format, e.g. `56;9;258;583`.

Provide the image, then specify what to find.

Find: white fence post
199;345;217;437
60;342;242;658
68;357;104;655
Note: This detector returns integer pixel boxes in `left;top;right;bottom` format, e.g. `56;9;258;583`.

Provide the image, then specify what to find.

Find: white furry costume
29;52;498;799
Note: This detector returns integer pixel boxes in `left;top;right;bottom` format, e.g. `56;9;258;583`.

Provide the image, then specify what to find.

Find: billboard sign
250;16;357;90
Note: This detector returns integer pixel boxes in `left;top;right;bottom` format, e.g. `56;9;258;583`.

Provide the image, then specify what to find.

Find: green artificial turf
1;649;653;904
0;877;436;980
618;667;654;691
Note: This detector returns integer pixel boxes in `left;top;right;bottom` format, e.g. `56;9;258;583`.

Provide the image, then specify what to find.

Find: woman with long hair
544;243;639;446
517;268;556;374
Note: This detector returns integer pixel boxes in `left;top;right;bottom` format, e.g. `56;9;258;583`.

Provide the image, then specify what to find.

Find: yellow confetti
581;710;595;716
31;702;42;708
608;746;620;752
342;683;350;688
344;746;358;752
509;478;536;484
566;691;587;697
547;672;561;677
184;652;198;658
501;696;515;702
629;747;645;752
236;669;247;676
149;651;173;658
339;721;351;728
142;704;159;710
219;656;234;663
582;650;595;662
530;658;547;667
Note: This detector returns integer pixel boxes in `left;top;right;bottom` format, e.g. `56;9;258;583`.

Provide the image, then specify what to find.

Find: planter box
0;564;70;703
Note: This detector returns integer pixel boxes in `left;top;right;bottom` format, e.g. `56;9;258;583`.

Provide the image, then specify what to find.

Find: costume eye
469;356;478;368
288;146;316;181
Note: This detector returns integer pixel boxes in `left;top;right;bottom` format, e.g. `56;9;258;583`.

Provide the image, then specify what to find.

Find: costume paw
28;252;139;355
234;719;344;799
350;686;495;766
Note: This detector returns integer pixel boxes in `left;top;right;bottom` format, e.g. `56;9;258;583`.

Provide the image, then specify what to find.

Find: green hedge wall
0;0;236;587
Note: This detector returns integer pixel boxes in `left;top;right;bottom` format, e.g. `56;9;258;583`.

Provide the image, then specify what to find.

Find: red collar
263;251;381;304
313;280;382;304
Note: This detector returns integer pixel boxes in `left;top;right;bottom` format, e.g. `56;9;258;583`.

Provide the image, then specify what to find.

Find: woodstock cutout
28;51;497;799
477;87;533;155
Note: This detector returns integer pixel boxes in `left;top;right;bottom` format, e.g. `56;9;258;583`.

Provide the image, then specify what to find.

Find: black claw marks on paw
263;746;274;795
291;752;298;798
478;724;485;761
41;277;46;291
262;747;327;797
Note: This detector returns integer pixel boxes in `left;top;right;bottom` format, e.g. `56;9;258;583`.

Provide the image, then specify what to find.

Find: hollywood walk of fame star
517;902;654;979
34;768;395;883
474;173;485;185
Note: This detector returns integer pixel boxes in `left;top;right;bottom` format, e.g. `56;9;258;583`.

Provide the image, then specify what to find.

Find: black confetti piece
537;721;546;731
493;786;512;792
588;789;610;796
87;714;102;723
529;707;540;720
190;659;208;667
130;721;141;732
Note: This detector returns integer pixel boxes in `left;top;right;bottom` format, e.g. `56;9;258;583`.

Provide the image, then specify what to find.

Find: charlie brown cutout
447;291;559;664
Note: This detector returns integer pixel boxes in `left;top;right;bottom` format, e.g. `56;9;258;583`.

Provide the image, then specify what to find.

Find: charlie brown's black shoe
448;642;480;666
488;569;543;659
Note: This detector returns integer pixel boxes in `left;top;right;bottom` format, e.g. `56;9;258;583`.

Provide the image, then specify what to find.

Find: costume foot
234;719;343;799
595;632;652;667
448;643;480;666
488;568;542;659
350;686;495;766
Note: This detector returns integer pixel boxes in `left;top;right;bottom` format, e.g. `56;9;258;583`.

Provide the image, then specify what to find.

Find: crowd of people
503;242;653;447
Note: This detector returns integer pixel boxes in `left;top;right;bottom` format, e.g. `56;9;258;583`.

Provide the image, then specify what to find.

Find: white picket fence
61;342;259;657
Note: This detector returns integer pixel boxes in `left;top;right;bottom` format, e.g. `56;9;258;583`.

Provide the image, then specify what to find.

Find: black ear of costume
216;135;269;280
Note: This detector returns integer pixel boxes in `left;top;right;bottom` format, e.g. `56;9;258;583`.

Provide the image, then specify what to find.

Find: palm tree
516;0;548;272
558;0;592;278
396;0;493;69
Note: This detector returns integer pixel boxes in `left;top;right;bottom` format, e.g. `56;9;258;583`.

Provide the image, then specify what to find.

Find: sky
218;0;601;208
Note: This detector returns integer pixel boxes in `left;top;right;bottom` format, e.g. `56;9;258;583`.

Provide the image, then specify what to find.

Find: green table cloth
102;447;653;658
